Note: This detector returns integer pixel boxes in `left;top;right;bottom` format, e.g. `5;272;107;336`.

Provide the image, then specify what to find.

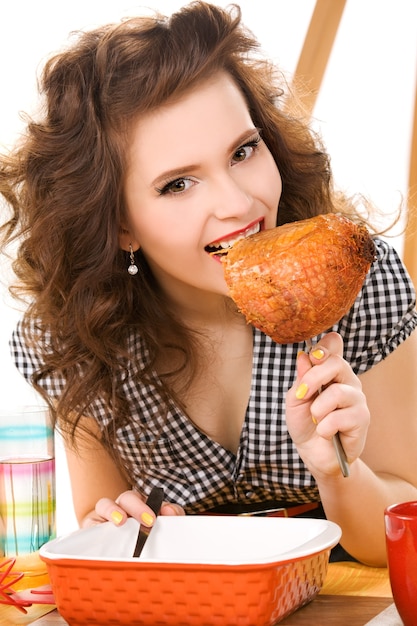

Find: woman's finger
96;490;185;526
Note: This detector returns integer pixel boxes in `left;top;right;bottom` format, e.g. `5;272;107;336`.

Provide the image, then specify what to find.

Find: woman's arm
64;417;184;528
286;330;417;566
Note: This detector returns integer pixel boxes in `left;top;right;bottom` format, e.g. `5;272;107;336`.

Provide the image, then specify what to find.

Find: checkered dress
10;239;417;513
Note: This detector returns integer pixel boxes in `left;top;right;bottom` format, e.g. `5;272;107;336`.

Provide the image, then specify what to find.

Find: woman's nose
210;173;252;219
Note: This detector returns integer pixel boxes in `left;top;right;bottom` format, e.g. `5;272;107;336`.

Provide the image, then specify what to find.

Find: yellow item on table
321;562;393;597
0;554;54;625
1;552;49;592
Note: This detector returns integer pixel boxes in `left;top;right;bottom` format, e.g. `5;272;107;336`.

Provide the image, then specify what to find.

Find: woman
1;1;417;566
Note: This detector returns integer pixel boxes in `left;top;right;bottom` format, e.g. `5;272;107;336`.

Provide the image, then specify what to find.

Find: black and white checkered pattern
10;239;417;512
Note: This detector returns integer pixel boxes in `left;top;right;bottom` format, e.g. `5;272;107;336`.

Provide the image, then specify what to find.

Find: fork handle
305;338;350;478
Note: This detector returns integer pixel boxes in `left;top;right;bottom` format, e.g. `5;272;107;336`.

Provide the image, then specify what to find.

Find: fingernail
295;382;308;400
297;350;305;358
312;348;325;360
141;512;155;526
311;415;318;425
111;510;123;525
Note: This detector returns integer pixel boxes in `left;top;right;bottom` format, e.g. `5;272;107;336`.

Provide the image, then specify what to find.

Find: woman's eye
157;177;194;195
232;138;261;164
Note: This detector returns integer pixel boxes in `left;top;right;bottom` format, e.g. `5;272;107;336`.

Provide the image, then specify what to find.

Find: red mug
384;501;417;626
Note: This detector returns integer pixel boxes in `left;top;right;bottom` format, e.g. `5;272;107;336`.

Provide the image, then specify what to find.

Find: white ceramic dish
41;515;341;564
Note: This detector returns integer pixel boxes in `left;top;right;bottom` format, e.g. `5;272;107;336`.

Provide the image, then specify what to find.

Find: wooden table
280;595;397;624
17;596;397;625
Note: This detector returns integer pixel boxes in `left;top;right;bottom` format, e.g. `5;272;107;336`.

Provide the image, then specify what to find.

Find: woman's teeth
208;222;260;252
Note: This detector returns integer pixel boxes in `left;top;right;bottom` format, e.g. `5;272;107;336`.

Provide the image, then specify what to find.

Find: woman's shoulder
11;317;46;375
336;237;417;372
10;316;149;397
364;237;416;314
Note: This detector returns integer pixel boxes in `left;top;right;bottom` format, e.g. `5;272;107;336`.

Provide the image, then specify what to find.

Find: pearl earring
128;243;138;275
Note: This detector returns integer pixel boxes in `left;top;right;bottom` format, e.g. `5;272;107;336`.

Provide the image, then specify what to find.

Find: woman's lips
205;218;263;257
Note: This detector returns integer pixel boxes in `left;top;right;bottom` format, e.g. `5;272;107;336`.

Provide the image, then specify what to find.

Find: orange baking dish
40;515;341;625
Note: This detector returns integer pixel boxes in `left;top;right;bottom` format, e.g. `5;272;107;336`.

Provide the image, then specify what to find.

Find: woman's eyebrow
228;127;260;152
151;165;199;189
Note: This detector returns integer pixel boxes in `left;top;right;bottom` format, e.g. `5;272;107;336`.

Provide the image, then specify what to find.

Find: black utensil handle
132;486;165;558
146;486;165;515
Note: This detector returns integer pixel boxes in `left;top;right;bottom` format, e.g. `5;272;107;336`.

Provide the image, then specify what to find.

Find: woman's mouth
205;220;263;257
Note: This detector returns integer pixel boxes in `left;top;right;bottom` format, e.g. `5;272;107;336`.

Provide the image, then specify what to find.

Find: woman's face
123;72;282;306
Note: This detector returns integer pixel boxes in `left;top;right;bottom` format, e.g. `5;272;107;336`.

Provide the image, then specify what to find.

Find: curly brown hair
0;1;364;452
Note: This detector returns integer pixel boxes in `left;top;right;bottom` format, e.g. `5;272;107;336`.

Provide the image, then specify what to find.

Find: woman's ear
119;227;140;252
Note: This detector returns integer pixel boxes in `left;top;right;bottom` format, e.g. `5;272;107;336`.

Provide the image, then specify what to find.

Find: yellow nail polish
295;382;308;400
297;350;305;358
141;512;155;526
311;415;318;425
312;348;325;360
111;510;123;525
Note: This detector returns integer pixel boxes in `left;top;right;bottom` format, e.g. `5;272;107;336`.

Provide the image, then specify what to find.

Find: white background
1;0;416;535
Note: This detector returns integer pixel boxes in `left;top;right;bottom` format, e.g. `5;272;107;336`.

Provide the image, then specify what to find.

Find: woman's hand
286;332;370;479
82;490;185;528
64;414;186;529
